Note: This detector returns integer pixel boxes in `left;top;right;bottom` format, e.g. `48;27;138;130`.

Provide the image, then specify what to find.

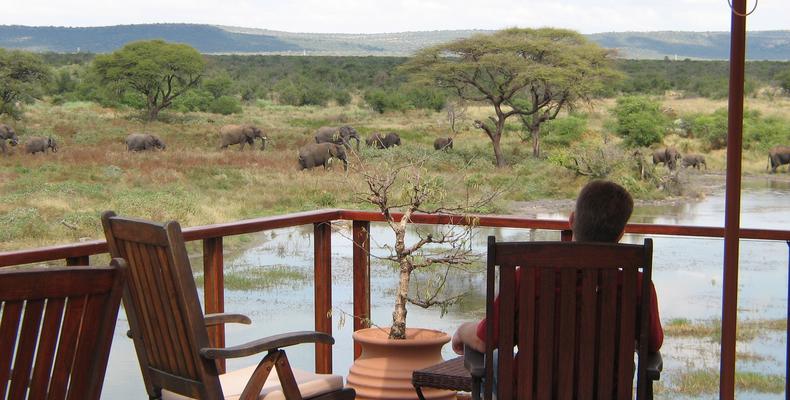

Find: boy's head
570;180;633;243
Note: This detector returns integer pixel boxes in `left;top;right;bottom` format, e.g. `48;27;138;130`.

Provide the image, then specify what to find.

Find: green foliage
542;115;588;147
273;76;335;106
92;40;205;120
611;96;668;147
0;48;51;119
208;96;242;115
686;109;728;150
364;89;409;113
202;72;235;99
173;89;213;112
777;69;790;95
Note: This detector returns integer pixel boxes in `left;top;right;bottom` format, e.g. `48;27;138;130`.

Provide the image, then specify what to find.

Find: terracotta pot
346;327;455;400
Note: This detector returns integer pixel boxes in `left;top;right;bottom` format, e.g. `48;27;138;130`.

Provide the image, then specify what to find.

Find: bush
404;87;446;112
173;89;213;112
273;77;332;106
208;96;242;115
611;96;668;148
542;115;588;147
687;109;728;150
364;89;410;113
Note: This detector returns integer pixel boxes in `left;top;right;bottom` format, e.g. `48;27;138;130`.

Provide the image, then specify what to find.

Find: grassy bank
0;96;785;251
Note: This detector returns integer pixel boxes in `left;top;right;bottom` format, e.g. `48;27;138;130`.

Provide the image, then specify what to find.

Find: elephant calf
315;125;360;151
682;154;706;170
0;123;18;156
298;143;348;171
366;132;386;148
768;145;790;173
24;136;58;154
434;137;453;151
219;124;267;151
126;133;166;152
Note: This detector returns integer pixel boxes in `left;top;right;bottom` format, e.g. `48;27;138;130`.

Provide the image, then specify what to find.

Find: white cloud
0;0;786;33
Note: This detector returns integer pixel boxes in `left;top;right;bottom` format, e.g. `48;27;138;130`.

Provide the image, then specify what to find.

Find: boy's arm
452;321;485;355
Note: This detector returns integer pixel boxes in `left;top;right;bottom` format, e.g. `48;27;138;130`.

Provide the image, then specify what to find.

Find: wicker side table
412;356;473;400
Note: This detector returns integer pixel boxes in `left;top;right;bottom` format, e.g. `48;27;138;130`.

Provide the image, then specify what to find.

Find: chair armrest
463;345;485;378
204;313;252;327
199;330;334;359
646;351;663;381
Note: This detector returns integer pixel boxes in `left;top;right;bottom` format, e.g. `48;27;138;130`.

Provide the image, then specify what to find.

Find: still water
103;178;789;399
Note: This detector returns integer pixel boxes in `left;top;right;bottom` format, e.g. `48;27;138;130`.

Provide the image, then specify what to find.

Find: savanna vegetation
2;31;790;252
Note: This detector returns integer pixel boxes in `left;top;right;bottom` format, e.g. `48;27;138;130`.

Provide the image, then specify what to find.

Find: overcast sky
0;0;785;34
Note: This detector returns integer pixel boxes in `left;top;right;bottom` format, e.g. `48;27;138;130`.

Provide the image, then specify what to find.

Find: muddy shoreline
509;172;790;217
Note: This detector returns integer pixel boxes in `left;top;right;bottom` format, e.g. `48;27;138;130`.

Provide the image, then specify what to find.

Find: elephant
381;132;401;148
434;137;453;151
365;132;386;148
24;136;58;154
0;124;18;156
652;147;682;170
125;133;166;152
298;142;348;171
219;124;267;151
314;125;360;151
768;145;790;173
681;154;707;170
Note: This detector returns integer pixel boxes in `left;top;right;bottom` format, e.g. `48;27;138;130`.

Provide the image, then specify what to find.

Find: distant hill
1;23;790;60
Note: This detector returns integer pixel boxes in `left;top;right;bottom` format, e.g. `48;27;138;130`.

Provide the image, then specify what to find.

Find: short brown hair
572;180;633;242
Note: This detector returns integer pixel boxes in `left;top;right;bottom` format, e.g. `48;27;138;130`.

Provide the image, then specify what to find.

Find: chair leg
273;350;303;400
239;350;279;400
415;385;427;400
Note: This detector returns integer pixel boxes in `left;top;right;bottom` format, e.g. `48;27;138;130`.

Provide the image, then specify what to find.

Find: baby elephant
0;123;18;156
24;136;58;154
433;137;453;151
219;124;267;151
126;133;166;151
682;154;707;170
298;143;347;171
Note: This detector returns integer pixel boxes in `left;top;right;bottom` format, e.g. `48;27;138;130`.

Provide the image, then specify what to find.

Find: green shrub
364;89;409;113
208;96;242;115
687;109;728;150
542;115;588;147
611;96;668;148
404;87;446;112
173;89;213;112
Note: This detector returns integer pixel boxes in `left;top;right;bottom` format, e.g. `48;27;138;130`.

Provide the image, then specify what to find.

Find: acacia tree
0;49;51;120
507;30;618;157
93;40;204;120
402;28;616;166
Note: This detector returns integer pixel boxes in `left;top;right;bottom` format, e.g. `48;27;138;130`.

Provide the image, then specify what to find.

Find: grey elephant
366;132;386;148
126;133;166;152
24;136;58;154
681;154;707;170
314;125;360;151
768;145;790;173
219;124;267;151
0;124;18;156
298;142;348;171
652;147;682;170
381;132;401;148
434;137;453;151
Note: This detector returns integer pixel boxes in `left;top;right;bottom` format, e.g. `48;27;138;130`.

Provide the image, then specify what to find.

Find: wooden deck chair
0;260;126;400
465;237;662;400
101;211;355;400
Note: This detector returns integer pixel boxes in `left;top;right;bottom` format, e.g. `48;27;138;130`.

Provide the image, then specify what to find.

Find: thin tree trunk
492;133;507;168
531;125;541;158
389;260;411;339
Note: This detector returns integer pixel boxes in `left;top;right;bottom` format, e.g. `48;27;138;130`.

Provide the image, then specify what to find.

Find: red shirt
476;267;664;353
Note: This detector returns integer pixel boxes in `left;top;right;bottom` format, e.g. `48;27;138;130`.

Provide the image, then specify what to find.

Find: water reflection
102;181;790;399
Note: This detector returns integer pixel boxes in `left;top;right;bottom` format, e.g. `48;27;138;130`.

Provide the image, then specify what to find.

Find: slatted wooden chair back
484;237;653;400
101;211;224;399
0;261;125;400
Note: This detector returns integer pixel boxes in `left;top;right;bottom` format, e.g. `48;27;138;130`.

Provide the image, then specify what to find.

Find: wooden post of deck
721;0;746;398
314;222;332;374
203;237;226;373
560;229;572;242
352;221;371;359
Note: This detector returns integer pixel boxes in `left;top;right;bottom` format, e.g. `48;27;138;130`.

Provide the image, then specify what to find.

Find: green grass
194;265;309;291
672;369;784;395
665;318;786;343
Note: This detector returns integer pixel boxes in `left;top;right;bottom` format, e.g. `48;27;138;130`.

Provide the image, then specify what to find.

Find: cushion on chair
162;364;344;400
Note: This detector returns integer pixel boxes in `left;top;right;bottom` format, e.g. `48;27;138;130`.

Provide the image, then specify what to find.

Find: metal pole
720;0;747;397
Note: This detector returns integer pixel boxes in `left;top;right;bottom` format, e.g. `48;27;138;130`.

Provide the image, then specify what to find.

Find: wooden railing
1;209;789;386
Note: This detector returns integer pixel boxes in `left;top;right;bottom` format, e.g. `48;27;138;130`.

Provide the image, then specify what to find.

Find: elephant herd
1;123;58;155
651;147;707;171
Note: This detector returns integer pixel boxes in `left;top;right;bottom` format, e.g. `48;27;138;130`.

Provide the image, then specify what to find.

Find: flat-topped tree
402;28;616;166
93;40;204;121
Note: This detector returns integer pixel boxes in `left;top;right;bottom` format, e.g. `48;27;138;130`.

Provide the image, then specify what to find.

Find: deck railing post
560;229;572;242
314;222;333;374
66;256;89;266
203;237;225;373
352;221;371;359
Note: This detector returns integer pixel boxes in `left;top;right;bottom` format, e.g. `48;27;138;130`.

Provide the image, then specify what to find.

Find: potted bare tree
345;157;497;400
